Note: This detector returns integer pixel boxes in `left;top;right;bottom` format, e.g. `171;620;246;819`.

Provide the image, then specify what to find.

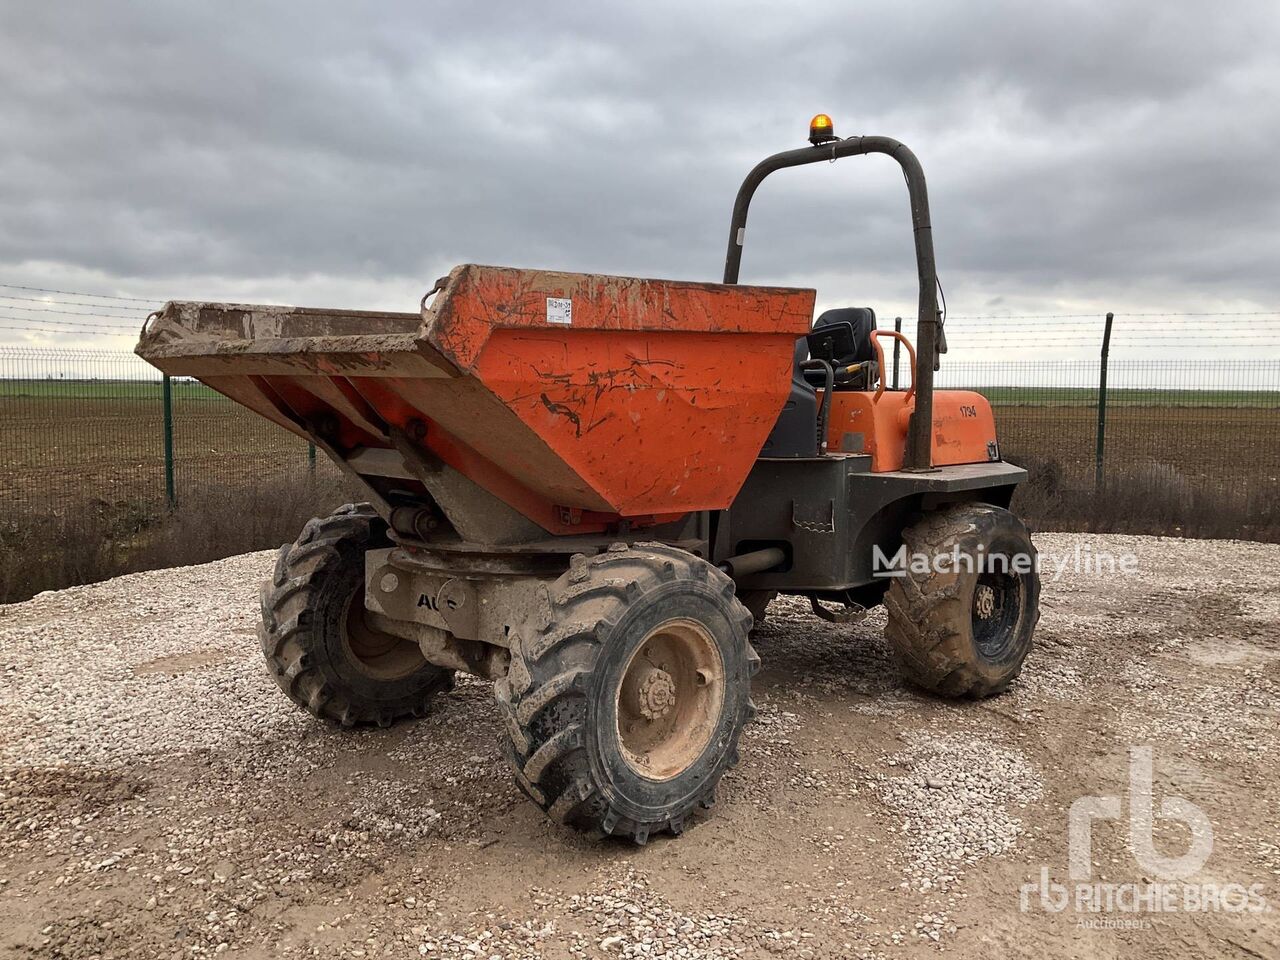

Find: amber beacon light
808;113;838;145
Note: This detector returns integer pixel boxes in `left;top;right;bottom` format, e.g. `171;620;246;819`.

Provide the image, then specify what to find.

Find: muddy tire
259;503;453;726
884;503;1039;698
496;543;758;844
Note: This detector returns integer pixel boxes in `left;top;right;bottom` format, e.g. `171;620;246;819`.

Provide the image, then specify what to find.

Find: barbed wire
0;302;154;321
945;311;1280;319
941;318;1280;327
5;280;1280;318
0;293;152;312
0;282;159;304
0;281;1278;350
0;322;136;337
955;334;1280;342
0;311;136;331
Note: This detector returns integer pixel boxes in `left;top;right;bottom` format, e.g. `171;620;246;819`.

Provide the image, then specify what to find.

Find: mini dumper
138;116;1040;843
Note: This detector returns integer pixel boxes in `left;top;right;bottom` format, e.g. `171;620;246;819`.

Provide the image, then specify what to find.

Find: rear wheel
884;503;1039;698
496;543;758;843
259;503;454;726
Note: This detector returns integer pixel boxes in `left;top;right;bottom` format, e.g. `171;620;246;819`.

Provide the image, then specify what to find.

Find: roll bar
722;136;939;471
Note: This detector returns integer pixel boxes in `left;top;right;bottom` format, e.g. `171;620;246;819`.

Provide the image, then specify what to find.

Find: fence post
892;316;902;390
308;441;317;475
162;374;176;508
1094;312;1114;491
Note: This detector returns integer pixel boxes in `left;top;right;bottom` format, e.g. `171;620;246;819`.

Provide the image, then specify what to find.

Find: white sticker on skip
546;297;573;325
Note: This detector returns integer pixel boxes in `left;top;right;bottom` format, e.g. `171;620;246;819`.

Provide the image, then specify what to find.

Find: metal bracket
809;597;867;624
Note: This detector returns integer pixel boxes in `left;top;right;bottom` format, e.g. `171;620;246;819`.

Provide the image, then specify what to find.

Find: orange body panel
825;389;999;472
416;266;815;522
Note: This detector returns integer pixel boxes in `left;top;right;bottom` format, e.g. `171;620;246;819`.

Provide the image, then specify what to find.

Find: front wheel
496;543;758;844
884;503;1039;698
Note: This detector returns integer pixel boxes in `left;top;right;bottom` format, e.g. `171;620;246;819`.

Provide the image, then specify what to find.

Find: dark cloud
1;0;1277;337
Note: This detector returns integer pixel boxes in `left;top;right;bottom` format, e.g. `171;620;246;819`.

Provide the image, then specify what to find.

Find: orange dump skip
137;264;816;534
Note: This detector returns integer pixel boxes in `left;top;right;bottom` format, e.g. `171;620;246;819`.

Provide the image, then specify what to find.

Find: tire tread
498;542;755;844
258;502;452;727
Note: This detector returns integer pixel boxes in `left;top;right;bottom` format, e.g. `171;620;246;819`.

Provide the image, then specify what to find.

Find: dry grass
1009;452;1280;542
3;455;1276;605
0;468;362;603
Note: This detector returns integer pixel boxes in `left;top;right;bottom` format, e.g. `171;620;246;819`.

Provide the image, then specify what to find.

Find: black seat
800;307;878;390
807;307;877;368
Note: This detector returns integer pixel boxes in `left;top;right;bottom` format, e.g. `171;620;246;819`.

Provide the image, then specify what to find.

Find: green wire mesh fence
2;344;1278;535
0;347;322;519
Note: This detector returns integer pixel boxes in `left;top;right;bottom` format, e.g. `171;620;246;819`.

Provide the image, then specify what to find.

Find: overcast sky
1;1;1278;361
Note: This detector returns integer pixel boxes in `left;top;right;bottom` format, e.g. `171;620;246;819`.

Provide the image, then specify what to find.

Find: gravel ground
1;533;1277;959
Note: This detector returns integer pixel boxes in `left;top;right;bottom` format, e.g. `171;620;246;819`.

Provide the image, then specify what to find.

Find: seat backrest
810;308;877;366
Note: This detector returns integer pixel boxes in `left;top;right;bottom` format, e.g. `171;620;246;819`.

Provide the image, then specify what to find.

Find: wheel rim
615;618;725;782
971;569;1026;660
341;590;429;681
